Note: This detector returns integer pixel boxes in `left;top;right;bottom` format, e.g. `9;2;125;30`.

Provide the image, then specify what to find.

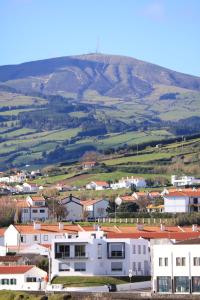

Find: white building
111;176;146;190
86;181;110;191
0;265;47;291
15;183;43;194
51;230;150;279
81;199;109;219
0;172;26;184
4;223;79;250
16;195;48;223
163;190;200;213
59;194;83;221
152;238;200;294
171;175;200;187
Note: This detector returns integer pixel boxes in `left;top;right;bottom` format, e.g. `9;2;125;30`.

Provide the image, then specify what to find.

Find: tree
135;197;151;212
0;197;16;226
47;198;68;221
81;151;100;163
130;183;137;192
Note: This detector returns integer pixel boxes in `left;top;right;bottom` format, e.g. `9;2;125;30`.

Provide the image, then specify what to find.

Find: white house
80;199;109;219
152;238;200;294
51;230;150;279
86;181;110;191
59;194;83;221
0;265;47;291
4;223;79;249
16;195;48;223
15;183;43;194
111;176;146;190
171;175;200;187
163;189;200;213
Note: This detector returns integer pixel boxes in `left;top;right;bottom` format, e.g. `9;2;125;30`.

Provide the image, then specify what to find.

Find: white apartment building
0;265;47;291
16;195;48;223
51;230;150;279
171;175;200;187
163;190;200;213
152;238;200;294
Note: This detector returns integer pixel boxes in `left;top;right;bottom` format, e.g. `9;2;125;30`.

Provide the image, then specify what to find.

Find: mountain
1;53;200;169
0;53;200;99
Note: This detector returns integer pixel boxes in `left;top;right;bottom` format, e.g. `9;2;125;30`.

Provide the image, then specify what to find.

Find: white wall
164;196;189;213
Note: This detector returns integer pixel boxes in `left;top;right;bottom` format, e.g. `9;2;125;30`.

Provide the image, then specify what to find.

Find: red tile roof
80;199;107;206
0;265;33;274
165;190;200;197
93;181;109;186
0;256;22;262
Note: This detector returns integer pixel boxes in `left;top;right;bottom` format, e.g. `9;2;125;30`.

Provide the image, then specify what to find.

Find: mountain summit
0;53;200;99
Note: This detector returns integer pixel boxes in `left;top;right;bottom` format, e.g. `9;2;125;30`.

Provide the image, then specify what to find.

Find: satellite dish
115;196;122;206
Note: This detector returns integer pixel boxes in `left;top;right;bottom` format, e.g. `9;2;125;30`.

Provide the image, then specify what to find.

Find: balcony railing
55;252;88;259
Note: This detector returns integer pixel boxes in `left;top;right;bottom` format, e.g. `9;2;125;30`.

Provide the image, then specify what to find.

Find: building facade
51;230;150;279
152;239;200;294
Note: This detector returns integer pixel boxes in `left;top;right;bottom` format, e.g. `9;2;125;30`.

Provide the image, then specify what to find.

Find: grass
0;291;44;300
52;276;150;287
103;152;174;166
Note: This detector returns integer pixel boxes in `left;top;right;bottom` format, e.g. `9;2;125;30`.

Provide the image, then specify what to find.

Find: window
111;262;123;271
1;279;9;285
55;244;70;258
159;257;168;267
40;209;45;213
97;244;102;259
193;198;198;204
174;276;189;293
75;245;86;257
59;263;70;271
20;235;26;243
132;262;136;271
74;262;86;271
192;277;200;292
23;209;29;213
143;245;146;254
32;209;38;213
26;277;37;282
44;235;48;241
159;258;163;266
176;257;186;266
132;245;136;254
138;262;141;271
157;277;172;293
138;245;141;254
10;279;17;285
34;235;38;241
164;258;168;266
193;257;200;266
107;243;125;259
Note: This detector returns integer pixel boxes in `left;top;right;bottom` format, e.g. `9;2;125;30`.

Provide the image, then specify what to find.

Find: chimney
69;194;72;201
137;224;143;231
59;222;64;230
33;222;41;230
192;224;198;232
160;224;165;232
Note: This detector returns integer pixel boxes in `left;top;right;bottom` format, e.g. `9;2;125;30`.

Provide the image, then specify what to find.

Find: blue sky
1;0;200;76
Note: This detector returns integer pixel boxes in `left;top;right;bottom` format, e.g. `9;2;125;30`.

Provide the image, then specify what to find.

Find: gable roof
92;181;109;186
0;265;33;274
80;199;108;206
0;256;22;262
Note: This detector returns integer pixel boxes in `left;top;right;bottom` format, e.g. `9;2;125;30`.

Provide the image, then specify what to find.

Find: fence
96;217;176;225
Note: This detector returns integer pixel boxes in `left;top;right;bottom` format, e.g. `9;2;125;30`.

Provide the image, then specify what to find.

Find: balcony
55;252;88;259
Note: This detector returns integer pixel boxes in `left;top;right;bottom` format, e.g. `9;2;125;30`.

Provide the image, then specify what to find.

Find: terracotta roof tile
0;265;33;274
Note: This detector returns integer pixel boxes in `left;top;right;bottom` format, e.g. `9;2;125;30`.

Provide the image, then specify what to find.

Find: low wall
117;281;151;291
